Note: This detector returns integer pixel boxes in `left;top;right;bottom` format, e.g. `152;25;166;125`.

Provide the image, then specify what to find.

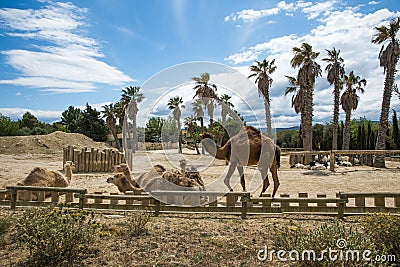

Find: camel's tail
275;145;281;169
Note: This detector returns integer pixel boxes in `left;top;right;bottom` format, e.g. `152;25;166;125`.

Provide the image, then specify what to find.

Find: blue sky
0;0;399;128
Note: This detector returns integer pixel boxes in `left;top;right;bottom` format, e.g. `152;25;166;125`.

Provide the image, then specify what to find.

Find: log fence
1;186;399;219
288;149;400;171
63;146;125;173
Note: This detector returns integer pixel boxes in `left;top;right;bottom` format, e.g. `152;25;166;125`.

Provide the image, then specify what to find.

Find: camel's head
107;173;138;193
113;163;128;173
64;161;75;172
153;164;166;175
199;132;213;141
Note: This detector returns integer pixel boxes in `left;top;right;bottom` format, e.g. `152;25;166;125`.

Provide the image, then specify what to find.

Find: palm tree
248;59;277;137
192;72;218;130
341;71;367;150
322;47;345;150
101;103;121;149
290;43;322;158
120;86;144;152
192;98;205;133
168;96;185;153
184;116;200;154
219;94;234;126
284;75;306;145
372;17;400;167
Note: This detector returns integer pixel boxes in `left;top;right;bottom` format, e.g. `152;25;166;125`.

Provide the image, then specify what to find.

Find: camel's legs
224;162;237;191
236;166;245;191
259;168;270;197
270;162;280;198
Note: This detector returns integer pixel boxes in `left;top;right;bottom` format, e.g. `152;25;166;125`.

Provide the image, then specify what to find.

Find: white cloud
368;1;380;5
0;107;62;122
0;1;133;94
301;0;338;20
225;7;400;127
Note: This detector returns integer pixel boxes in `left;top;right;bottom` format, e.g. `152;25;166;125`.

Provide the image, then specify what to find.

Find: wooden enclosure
63;146;125;173
1;186;399;219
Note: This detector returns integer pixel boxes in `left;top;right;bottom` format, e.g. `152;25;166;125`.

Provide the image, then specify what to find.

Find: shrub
120;211;150;242
16;206;101;265
268;221;382;266
363;213;400;265
0;216;11;248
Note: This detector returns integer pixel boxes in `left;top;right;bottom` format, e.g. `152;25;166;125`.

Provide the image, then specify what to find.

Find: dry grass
1;208;365;267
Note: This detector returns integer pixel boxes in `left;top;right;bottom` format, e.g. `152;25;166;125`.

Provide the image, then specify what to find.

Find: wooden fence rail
1;186;399;219
288;149;400;171
63;146;125;173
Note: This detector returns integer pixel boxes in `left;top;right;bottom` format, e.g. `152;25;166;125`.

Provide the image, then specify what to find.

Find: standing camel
200;126;281;197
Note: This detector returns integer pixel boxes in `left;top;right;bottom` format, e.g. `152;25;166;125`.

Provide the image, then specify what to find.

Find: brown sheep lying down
107;164;205;194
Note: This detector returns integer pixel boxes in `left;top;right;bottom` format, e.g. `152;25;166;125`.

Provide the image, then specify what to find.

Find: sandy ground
1;147;399;201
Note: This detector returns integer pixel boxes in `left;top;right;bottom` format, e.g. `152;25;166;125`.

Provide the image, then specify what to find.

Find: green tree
145;117;164;142
192;72;218;130
248;58;276;137
341;71;367;150
372;17;400;167
161;116;178;143
312;123;324;150
284;75;306;147
61;106;83;133
79;103;109;142
0;114;19;136
184;116;200;154
291;43;321;160
322;47;345;150
19;111;40;130
167;96;185;153
101;103;121;149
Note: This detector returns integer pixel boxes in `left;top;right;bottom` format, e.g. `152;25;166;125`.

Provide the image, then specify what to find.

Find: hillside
0;131;113;156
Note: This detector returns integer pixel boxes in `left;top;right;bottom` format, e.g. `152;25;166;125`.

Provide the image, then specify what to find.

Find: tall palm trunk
264;99;273;137
375;64;398;167
303;86;313;163
332;83;340;150
178;121;182;154
342;110;352;150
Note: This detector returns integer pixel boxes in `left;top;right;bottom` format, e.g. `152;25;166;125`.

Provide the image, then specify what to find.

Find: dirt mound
0;131;113;156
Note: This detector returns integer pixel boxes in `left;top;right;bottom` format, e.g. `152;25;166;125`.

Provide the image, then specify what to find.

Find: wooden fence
1;186;400;219
63;146;125;173
288;149;400;171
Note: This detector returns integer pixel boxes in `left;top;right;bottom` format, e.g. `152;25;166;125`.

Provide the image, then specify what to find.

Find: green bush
16;206;101;265
120;211;150;242
268;221;383;266
363;213;400;265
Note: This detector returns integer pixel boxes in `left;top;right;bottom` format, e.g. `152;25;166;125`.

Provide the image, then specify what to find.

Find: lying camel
16;161;75;200
107;164;203;194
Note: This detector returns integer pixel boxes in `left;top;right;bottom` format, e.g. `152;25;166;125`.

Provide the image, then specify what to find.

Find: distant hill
275;126;300;133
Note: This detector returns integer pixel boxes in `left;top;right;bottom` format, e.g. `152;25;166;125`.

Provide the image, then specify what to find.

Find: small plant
269;221;382;266
16;206;101;265
0;216;11;249
120;211;150;242
363;213;400;265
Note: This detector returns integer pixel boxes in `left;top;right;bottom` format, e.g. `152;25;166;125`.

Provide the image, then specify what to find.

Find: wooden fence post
330;152;335;171
10;189;17;210
241;194;250;219
155;199;161;216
